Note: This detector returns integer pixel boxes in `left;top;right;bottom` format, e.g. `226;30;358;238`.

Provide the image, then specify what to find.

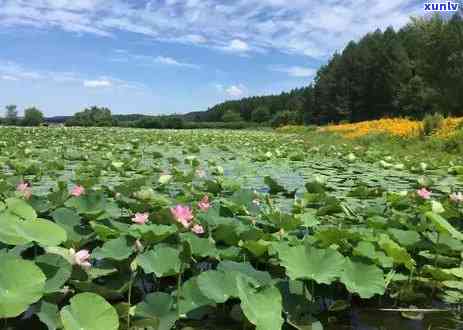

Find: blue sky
0;0;423;116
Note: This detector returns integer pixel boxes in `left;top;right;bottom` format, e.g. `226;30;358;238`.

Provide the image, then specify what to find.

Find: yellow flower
321;118;421;138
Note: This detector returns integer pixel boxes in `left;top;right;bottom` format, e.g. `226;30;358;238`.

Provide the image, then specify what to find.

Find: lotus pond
0;127;462;330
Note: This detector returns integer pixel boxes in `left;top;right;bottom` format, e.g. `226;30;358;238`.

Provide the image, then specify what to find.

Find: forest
193;13;463;126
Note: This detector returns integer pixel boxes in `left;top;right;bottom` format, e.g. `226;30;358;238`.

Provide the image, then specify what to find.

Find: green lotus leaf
36;254;73;293
0;213;67;246
340;259;385;298
265;210;302;231
52;208;91;244
0;254;46;318
426;212;463;241
36;301;61;330
178;277;215;315
353;241;393;268
378;234;416;270
129;224;177;244
387;228;421;247
5;197;37;220
60;292;119;330
217;261;272;287
0;212;30;245
353;241;377;260
65;192;107;215
241;239;271;257
277;244;345;284
136;245;182;277
20;218;67;246
93;236;134;261
443;281;463;290
90;221;120;241
180;232;218;258
237;277;284;330
443;267;463;279
134;292;177;330
196;270;237;303
423;265;455;281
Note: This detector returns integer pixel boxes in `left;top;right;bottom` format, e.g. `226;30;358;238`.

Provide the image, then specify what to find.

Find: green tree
5;105;18;125
251;106;271;122
22;107;44;126
396;75;437;118
222;111;242;122
270;111;299;127
67;106;113;127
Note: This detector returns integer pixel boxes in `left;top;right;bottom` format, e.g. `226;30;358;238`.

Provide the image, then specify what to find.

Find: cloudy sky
0;0;423;116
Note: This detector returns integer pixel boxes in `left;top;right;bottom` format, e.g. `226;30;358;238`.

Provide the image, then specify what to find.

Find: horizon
1;0;424;117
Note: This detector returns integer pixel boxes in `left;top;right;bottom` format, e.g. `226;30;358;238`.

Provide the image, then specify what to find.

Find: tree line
1;105;44;126
63;106;257;129
192;13;463;126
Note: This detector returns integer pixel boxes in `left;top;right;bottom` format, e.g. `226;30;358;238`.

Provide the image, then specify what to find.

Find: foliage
0;126;462;329
22;107;45;127
270;111;300;127
4;104;18;125
66;106;114;127
222;111;243;122
421;113;444;136
251;106;271;122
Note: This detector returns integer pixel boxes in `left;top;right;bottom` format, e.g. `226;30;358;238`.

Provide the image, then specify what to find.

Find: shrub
421;113;444;136
270;111;299;128
222;111;243;122
442;128;463;154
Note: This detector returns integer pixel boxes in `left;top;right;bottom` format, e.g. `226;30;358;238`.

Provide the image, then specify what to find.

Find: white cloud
1;75;19;81
153;56;199;68
271;66;316;78
0;61;42;80
0;59;146;91
111;50;199;69
223;39;250;53
0;0;422;59
225;84;246;98
214;83;224;92
83;79;112;88
214;83;246;98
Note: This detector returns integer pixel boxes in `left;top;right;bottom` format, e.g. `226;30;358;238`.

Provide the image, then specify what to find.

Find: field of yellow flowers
321;117;463;139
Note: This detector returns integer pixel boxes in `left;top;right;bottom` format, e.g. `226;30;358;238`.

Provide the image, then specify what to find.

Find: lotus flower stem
176;265;183;319
127;271;135;330
431;233;441;303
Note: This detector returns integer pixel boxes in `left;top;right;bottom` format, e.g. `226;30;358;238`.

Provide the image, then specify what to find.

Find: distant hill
45;116;72;123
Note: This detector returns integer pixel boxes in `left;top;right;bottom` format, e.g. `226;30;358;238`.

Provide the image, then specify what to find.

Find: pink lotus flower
198;195;210;211
170;205;194;228
16;182;32;199
71;185;85;197
191;224;205;235
132;212;149;225
417;188;431;200
70;248;91;269
450;192;463;203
